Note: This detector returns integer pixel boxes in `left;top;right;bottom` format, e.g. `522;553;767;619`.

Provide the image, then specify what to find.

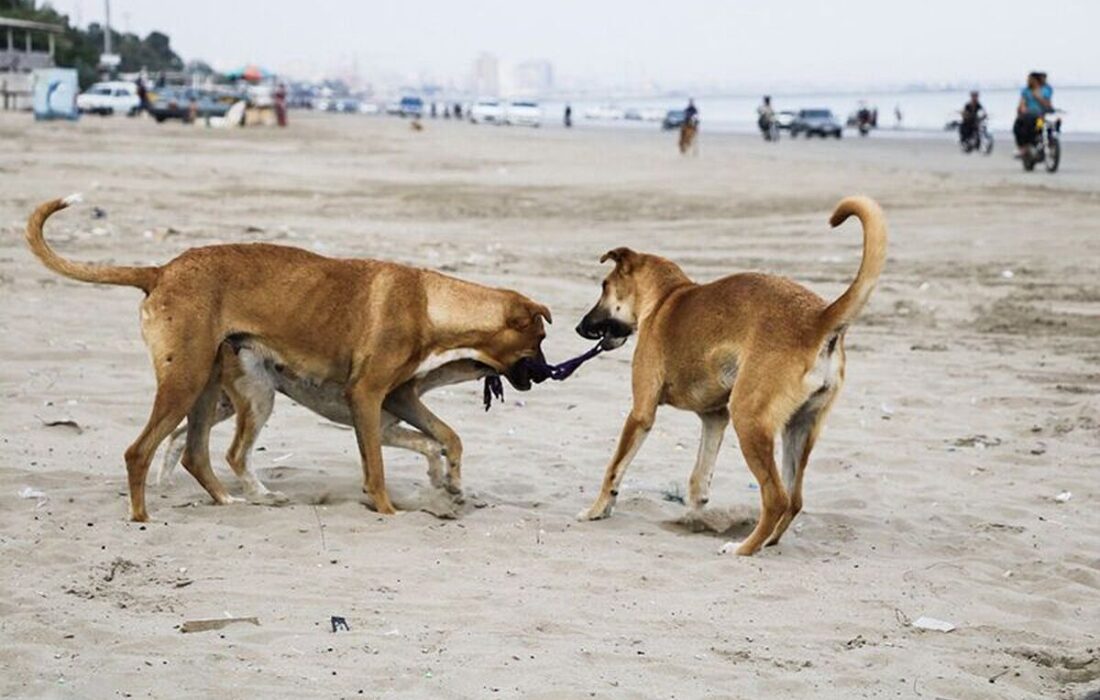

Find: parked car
147;87;232;122
661;109;686;130
505;100;541;127
76;81;141;116
469;99;504;124
790;108;843;138
775;110;797;130
398;96;424;118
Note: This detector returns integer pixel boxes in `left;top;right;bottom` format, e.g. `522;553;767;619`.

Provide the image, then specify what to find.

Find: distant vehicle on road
775;110;797;130
470;99;505;124
398;96;424;118
505;100;542;127
790;109;843;138
585;104;624;121
661;109;686;130
76;81;140;116
147;87;233;122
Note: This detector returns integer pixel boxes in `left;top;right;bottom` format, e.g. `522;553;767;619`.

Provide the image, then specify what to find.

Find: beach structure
0;16;64;111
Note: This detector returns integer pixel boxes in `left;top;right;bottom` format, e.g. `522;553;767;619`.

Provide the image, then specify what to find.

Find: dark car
398;96;424;118
148;87;233;122
790;108;843;138
661;109;686;130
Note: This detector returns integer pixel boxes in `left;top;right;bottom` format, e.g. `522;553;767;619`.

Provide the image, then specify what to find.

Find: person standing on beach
1014;72;1053;157
274;83;288;127
135;76;149;115
564;104;572;128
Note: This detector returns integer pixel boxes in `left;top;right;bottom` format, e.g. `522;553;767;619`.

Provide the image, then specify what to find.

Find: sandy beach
1;112;1098;699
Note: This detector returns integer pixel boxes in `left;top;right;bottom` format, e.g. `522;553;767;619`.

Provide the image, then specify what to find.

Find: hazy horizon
41;0;1099;91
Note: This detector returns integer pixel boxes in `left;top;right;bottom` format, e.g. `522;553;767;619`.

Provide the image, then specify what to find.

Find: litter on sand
911;616;955;633
19;486;47;500
180;616;260;633
1054;491;1072;503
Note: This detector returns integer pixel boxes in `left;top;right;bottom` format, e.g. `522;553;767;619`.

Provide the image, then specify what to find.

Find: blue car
398;96;424;118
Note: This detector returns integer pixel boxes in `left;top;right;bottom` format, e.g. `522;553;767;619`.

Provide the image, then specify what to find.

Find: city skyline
40;0;1100;93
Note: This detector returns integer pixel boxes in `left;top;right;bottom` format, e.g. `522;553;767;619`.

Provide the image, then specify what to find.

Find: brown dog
679;121;698;155
156;343;492;504
574;196;886;555
26;195;550;521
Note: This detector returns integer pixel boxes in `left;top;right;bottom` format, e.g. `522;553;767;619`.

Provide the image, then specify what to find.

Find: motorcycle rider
684;98;699;126
959;90;985;146
1014;72;1053;158
757;95;775;137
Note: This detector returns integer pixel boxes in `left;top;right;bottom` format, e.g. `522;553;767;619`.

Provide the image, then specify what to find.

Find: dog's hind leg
727;368;800;556
222;365;283;504
157;393;235;487
179;363;241;507
124;346;219;521
687;409;727;511
380;423;447;489
767;389;838;547
384;386;464;497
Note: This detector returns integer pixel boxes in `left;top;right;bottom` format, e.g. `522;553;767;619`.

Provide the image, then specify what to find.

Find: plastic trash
912;616;955;632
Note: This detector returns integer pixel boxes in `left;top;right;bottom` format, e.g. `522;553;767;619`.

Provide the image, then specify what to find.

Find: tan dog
156;342;492;503
26;196;550;521
679;122;698;155
574;196;886;555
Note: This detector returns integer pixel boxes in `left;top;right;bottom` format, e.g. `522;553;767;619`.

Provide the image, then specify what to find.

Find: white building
513;60;553;96
472;52;499;97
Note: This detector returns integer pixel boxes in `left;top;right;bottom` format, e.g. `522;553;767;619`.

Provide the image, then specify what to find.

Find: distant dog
157;342;491;503
574;197;886;555
26;196;550;521
679;121;698;155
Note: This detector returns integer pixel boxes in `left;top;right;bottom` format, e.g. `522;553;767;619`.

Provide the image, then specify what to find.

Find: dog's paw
248;490;289;506
576;503;612;521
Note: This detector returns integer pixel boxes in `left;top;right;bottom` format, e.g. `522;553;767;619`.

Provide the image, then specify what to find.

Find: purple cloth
483;342;605;410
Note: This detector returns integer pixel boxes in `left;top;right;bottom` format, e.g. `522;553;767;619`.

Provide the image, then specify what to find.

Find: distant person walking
454;102;462;120
274;82;288;127
1014;71;1053;158
894;103;902;128
564;104;572;128
679;98;699;155
135;76;150;115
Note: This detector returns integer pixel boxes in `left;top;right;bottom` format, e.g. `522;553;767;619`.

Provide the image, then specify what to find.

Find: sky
43;0;1100;91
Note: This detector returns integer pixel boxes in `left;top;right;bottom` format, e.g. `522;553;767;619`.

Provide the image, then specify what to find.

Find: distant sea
540;86;1100;137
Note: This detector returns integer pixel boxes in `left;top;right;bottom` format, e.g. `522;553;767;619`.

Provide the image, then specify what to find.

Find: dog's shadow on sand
660;505;757;539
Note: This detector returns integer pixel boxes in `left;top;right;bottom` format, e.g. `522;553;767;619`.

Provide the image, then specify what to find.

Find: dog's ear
530;302;553;325
600;247;637;273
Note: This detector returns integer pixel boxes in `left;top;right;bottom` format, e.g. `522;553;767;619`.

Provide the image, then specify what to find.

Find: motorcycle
959;115;993;155
1022;111;1062;172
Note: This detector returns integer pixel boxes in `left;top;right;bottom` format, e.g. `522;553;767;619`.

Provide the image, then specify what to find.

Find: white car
505;100;542;127
76;81;141;116
469;99;504;124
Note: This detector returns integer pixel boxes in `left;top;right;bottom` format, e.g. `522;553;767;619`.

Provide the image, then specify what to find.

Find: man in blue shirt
1014;72;1054;157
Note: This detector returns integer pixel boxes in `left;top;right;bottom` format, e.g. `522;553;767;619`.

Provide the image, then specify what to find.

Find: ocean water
540;86;1100;136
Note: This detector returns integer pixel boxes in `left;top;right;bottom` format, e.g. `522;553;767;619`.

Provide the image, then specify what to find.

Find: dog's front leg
348;381;397;515
577;407;655;521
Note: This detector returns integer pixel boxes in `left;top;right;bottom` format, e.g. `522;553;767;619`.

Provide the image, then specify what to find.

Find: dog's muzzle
504;349;548;391
576;310;632;350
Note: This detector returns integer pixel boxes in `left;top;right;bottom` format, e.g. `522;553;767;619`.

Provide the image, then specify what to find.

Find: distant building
1;16;64;110
514;59;553;96
473;52;499;97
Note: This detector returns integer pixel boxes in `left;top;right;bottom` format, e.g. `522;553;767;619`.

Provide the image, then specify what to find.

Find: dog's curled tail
818;196;887;335
26;195;158;292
